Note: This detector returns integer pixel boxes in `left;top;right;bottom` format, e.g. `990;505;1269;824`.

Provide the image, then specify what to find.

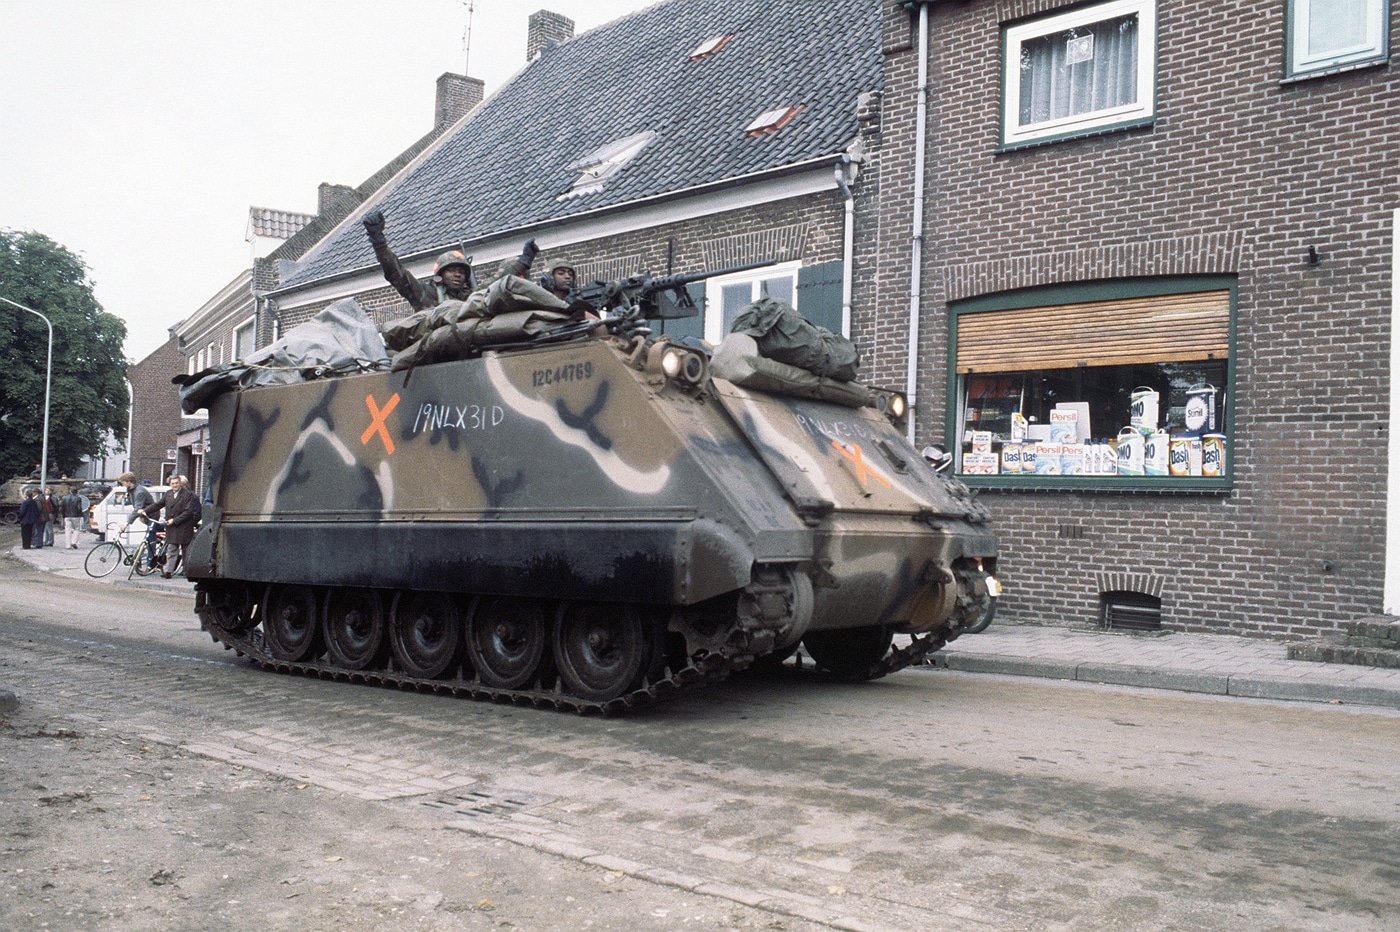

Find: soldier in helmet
539;260;577;302
362;209;540;311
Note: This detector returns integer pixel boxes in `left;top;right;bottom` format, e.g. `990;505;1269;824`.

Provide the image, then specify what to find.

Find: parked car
90;485;169;546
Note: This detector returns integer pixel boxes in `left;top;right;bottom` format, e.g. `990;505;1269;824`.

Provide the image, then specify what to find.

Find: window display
949;280;1233;485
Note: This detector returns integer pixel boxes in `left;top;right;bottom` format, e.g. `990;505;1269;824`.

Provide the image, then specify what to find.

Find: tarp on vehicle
173;297;390;414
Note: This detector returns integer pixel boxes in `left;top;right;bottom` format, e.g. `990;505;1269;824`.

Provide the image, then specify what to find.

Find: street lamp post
0;294;54;492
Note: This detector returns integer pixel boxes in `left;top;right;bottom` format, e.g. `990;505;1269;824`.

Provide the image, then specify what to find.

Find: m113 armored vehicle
185;271;998;713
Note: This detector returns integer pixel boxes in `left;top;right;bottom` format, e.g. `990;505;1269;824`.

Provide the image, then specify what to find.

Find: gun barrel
646;260;774;292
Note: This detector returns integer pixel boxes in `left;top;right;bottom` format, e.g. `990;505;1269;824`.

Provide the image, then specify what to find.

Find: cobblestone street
3;552;1400;930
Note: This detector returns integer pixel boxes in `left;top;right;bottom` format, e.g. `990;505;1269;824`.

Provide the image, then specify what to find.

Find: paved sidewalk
11;541;1400;710
8;539;194;595
929;623;1400;711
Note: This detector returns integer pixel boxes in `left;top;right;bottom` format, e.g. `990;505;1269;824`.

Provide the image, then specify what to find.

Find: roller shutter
955;290;1230;374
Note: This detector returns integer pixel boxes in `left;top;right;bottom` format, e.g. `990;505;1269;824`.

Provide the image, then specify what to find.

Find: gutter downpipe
906;1;931;444
834;160;855;337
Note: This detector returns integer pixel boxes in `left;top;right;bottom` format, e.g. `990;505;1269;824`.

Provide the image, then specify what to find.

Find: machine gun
570;261;772;328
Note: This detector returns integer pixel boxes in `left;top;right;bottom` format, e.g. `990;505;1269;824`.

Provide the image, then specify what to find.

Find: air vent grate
1101;590;1162;631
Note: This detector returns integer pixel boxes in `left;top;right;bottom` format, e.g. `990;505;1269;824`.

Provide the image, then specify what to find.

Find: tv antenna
461;1;475;74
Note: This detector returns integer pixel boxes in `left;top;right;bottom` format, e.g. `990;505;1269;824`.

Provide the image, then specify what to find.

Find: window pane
759;277;793;305
721;283;751;336
1019;14;1139;127
1308;0;1373;57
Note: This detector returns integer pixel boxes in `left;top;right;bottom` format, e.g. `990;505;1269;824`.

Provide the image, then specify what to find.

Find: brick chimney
317;183;357;215
435;73;485;128
527;10;574;61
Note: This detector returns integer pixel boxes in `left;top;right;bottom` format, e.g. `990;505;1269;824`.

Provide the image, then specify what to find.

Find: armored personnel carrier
187;275;998;713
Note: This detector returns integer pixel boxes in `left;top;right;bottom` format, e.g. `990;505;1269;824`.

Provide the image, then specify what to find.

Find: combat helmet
432;249;476;287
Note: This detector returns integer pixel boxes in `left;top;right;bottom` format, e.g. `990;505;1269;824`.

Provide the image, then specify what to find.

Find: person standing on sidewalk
17;490;39;550
116;472;160;570
33;488;51;549
139;475;196;578
59;487;86;549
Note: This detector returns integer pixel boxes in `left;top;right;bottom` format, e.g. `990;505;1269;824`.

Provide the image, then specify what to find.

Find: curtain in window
1307;0;1370;57
1019;14;1139;127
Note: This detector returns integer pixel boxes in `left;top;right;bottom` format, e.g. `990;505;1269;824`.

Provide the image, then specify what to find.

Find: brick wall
872;0;1399;637
126;337;183;485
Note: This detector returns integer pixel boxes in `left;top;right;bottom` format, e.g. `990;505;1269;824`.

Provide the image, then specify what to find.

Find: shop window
1001;0;1157;147
949;279;1234;488
1286;0;1389;78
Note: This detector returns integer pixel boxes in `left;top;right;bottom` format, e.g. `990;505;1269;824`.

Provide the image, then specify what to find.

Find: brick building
875;0;1397;637
268;2;881;356
125;333;184;485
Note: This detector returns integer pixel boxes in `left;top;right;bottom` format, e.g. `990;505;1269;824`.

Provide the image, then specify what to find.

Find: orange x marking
361;392;400;455
832;440;891;488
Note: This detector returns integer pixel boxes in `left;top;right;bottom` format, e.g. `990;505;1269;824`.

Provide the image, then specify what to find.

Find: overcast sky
0;0;656;361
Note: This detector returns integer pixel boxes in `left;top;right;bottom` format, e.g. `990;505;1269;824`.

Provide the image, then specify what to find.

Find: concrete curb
933;649;1400;710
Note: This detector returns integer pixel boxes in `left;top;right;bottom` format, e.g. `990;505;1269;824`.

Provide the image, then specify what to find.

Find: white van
90;485;169;547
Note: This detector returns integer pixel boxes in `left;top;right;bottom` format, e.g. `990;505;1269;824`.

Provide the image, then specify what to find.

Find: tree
0;230;128;478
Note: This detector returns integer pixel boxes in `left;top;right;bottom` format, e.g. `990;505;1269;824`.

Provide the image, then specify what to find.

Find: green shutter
796;261;844;335
660;282;705;343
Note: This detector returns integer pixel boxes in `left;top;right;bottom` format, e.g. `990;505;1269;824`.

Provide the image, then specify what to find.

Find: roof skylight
689;34;734;60
559;131;655;199
744;104;804;138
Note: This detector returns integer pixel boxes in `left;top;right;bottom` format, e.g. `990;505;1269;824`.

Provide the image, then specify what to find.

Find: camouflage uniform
370;243;475;311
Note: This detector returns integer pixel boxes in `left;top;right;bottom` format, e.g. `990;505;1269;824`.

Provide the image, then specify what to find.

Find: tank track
194;585;743;715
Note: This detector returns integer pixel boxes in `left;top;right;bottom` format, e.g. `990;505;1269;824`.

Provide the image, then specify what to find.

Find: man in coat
59;486;87;548
34;487;52;548
17;490;39;550
140;474;197;578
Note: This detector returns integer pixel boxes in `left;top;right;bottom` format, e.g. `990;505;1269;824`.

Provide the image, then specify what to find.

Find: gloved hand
363;209;387;245
517;237;539;270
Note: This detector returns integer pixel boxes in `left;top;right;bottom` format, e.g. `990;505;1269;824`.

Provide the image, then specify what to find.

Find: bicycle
84;521;167;579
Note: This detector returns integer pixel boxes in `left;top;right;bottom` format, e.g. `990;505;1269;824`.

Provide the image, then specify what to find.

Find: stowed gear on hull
187;324;998;711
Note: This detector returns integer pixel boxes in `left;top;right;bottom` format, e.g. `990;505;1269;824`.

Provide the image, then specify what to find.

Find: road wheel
323;588;386;670
465;596;549;690
553;602;654;702
204;583;257;633
389;591;461;679
263;584;321;662
84;541;124;579
802;625;894;682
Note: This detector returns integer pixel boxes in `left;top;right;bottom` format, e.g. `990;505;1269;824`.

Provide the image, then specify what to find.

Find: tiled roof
282;0;880;290
247;207;316;240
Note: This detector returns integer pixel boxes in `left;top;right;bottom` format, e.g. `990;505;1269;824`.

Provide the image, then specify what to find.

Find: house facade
267;2;884;362
873;0;1397;637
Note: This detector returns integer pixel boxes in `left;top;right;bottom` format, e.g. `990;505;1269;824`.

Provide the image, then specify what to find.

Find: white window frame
703;261;801;345
1286;0;1389;77
233;315;256;361
1001;0;1158;148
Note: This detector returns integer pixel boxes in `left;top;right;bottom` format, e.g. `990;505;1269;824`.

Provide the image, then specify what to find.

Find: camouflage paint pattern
190;333;995;636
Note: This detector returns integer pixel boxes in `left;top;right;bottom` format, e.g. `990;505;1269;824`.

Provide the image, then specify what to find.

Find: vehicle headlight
661;349;683;379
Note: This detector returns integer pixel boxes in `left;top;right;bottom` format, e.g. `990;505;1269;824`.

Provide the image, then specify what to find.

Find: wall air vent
1100;590;1163;631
